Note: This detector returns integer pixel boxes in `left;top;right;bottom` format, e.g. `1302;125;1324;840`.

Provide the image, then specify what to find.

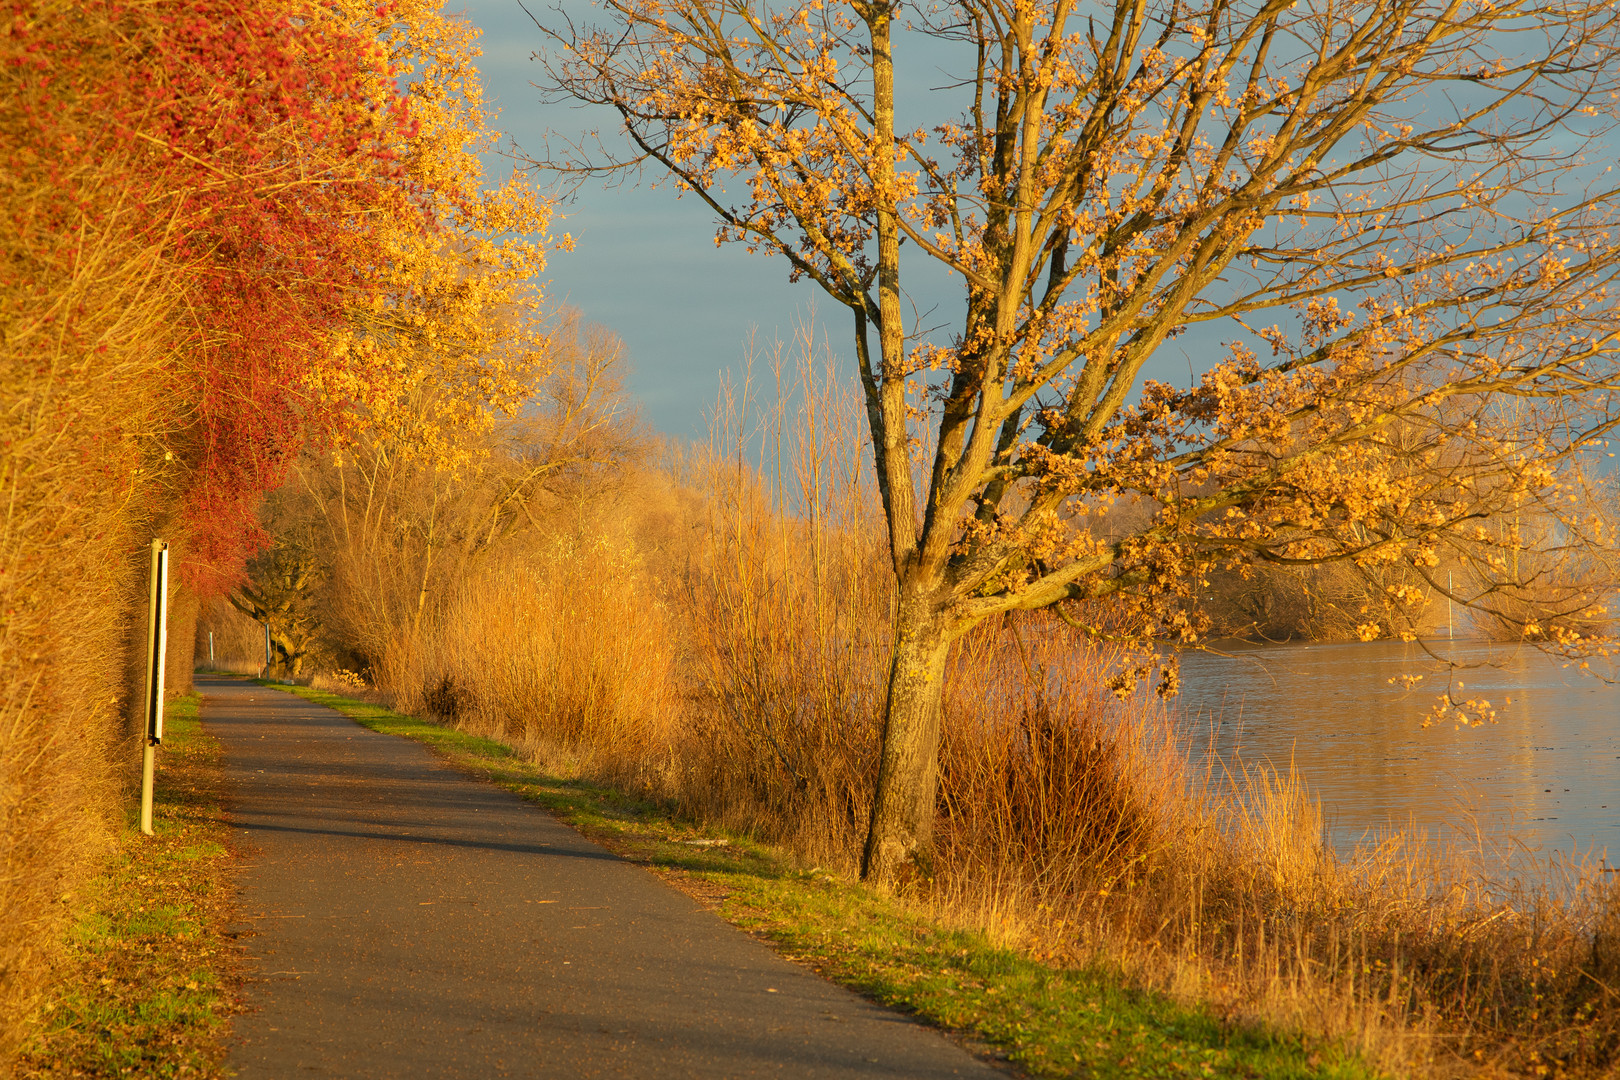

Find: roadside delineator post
140;539;170;837
1447;570;1455;638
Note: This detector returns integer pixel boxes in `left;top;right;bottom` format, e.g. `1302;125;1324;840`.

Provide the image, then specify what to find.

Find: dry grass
922;618;1620;1077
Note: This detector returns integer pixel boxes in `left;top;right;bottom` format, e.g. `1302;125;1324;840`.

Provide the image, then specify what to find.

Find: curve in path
202;675;1002;1079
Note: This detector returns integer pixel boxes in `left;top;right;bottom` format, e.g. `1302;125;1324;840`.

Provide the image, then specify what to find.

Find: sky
462;0;836;437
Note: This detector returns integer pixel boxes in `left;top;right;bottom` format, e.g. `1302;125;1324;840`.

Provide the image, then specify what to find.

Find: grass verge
272;681;1380;1080
19;695;236;1079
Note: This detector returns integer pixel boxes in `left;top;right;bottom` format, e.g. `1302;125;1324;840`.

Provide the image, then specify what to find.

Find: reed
925;622;1620;1075
413;533;680;786
662;332;891;864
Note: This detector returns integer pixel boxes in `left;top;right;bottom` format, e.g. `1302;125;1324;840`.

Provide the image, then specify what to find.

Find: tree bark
861;591;952;887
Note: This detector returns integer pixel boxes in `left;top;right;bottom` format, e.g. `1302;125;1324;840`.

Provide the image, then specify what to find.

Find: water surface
1176;640;1620;864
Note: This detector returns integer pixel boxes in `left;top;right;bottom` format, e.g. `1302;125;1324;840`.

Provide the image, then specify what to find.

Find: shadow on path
205;675;1000;1079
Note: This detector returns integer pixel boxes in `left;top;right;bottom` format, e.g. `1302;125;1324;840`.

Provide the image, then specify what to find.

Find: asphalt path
202;675;1002;1079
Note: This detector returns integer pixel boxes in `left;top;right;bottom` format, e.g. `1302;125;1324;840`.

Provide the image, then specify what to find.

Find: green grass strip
272;682;1381;1080
22;695;236;1079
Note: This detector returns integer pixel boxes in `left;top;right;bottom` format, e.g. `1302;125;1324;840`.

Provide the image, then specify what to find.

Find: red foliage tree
3;0;444;1054
9;0;438;588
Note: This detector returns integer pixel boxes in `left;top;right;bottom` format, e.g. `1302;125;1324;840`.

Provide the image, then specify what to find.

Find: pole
263;621;272;676
1447;570;1454;639
141;741;156;834
140;539;169;836
209;630;215;666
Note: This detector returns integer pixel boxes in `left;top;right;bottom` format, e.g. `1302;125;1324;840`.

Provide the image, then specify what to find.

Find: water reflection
1175;640;1620;862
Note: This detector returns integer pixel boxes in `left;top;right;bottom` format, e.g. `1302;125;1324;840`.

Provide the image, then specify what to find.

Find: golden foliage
321;0;563;468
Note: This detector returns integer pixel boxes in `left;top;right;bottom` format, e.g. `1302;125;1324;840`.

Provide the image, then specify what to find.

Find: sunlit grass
20;695;236;1079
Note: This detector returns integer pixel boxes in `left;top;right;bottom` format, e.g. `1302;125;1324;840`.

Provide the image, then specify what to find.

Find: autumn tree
228;0;563;665
231;489;328;679
320;0;558;470
538;0;1620;885
246;310;639;696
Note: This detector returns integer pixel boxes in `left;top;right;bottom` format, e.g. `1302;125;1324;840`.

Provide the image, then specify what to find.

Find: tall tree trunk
861;590;952;887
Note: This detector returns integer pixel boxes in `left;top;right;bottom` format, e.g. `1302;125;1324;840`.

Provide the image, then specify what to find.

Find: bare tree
536;0;1620;885
232;531;326;680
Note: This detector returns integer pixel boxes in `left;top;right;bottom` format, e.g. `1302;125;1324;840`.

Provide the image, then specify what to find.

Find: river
1175;639;1620;866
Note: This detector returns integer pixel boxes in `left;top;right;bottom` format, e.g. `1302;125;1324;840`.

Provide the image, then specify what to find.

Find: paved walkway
201;676;1000;1079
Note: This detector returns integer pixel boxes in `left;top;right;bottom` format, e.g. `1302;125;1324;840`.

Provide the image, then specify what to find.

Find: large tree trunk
861;593;952;887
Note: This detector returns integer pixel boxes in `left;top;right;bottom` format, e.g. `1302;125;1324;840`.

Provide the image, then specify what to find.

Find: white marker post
263;621;272;676
140;540;170;836
1447;570;1455;638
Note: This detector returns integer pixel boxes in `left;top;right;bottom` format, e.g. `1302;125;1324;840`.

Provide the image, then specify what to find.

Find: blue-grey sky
464;0;832;437
463;3;1616;448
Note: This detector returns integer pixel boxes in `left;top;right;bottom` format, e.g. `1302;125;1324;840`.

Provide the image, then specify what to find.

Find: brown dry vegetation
241;331;1620;1078
0;76;198;1079
1185;485;1619;645
1196;560;1441;642
1462;496;1620;645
